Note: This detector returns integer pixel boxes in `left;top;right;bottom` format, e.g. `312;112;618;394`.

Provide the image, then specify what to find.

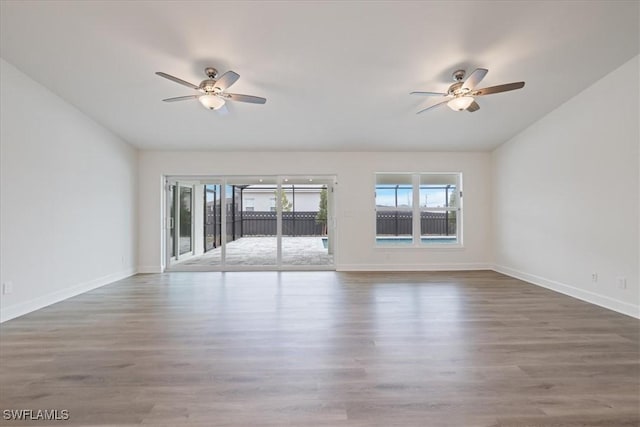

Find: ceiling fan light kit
448;96;474;111
199;94;225;110
411;68;525;114
156;67;267;112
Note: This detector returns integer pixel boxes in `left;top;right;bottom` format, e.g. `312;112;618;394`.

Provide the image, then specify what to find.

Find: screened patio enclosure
165;176;336;270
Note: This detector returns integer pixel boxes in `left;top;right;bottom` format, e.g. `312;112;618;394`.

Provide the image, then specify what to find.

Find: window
269;197;276;212
375;173;462;246
375;174;413;245
419;174;460;245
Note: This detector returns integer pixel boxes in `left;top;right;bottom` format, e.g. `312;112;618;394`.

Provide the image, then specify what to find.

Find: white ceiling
1;1;638;151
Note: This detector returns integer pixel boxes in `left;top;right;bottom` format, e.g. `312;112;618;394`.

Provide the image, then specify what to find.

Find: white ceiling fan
156;67;266;113
411;68;524;114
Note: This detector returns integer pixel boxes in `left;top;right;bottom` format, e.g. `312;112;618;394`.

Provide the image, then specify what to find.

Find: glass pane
375;175;413;245
169;185;175;257
176;184;222;268
419;185;458;208
281;184;332;266
226;181;277;266
204;185;217;252
179;187;192;255
419;174;459;244
225;185;234;245
420;209;458;244
215;187;222;249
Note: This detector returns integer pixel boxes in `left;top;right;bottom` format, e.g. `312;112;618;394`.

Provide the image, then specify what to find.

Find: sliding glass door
166;181;195;265
281;179;333;267
166;175;336;270
225;177;278;267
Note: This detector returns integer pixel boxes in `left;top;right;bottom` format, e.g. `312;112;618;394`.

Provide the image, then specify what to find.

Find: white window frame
374;172;463;249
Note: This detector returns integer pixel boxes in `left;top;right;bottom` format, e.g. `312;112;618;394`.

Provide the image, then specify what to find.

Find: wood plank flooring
0;271;638;426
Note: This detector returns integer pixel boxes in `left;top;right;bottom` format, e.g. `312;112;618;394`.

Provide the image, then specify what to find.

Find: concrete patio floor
175;236;334;267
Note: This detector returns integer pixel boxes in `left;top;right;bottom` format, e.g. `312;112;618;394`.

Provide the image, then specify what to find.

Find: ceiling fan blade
410;91;447;96
226;93;267;104
416;99;449;114
474;82;525;96
155;72;200;90
162;95;199;102
467;100;480;112
214;71;240;91
462;68;488;91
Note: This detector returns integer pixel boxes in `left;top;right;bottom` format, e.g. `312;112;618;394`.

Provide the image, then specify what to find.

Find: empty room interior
0;1;639;426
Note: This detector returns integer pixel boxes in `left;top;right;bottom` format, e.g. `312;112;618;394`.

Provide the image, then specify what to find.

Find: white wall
492;55;639;318
138;152;492;272
0;59;138;322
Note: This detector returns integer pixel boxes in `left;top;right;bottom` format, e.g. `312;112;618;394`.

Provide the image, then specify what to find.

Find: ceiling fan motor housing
448;81;464;95
200;79;218;93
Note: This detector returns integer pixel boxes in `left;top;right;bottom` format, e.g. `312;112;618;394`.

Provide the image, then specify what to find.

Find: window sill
374;244;465;250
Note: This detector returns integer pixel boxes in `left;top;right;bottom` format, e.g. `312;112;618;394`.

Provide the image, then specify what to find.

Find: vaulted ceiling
1;1;638;151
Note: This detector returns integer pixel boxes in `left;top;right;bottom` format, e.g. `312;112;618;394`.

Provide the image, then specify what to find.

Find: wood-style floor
0;271;638;426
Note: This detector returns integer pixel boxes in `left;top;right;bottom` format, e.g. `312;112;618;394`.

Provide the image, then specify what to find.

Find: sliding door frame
164;179;198;267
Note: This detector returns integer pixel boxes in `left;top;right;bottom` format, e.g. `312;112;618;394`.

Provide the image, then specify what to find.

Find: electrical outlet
591;273;598;283
2;282;13;295
617;277;627;290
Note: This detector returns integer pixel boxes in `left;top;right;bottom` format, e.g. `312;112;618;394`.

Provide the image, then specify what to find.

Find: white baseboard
337;263;492;272
166;265;336;272
142;263;489;273
137;265;163;273
0;268;137;323
493;265;639;319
